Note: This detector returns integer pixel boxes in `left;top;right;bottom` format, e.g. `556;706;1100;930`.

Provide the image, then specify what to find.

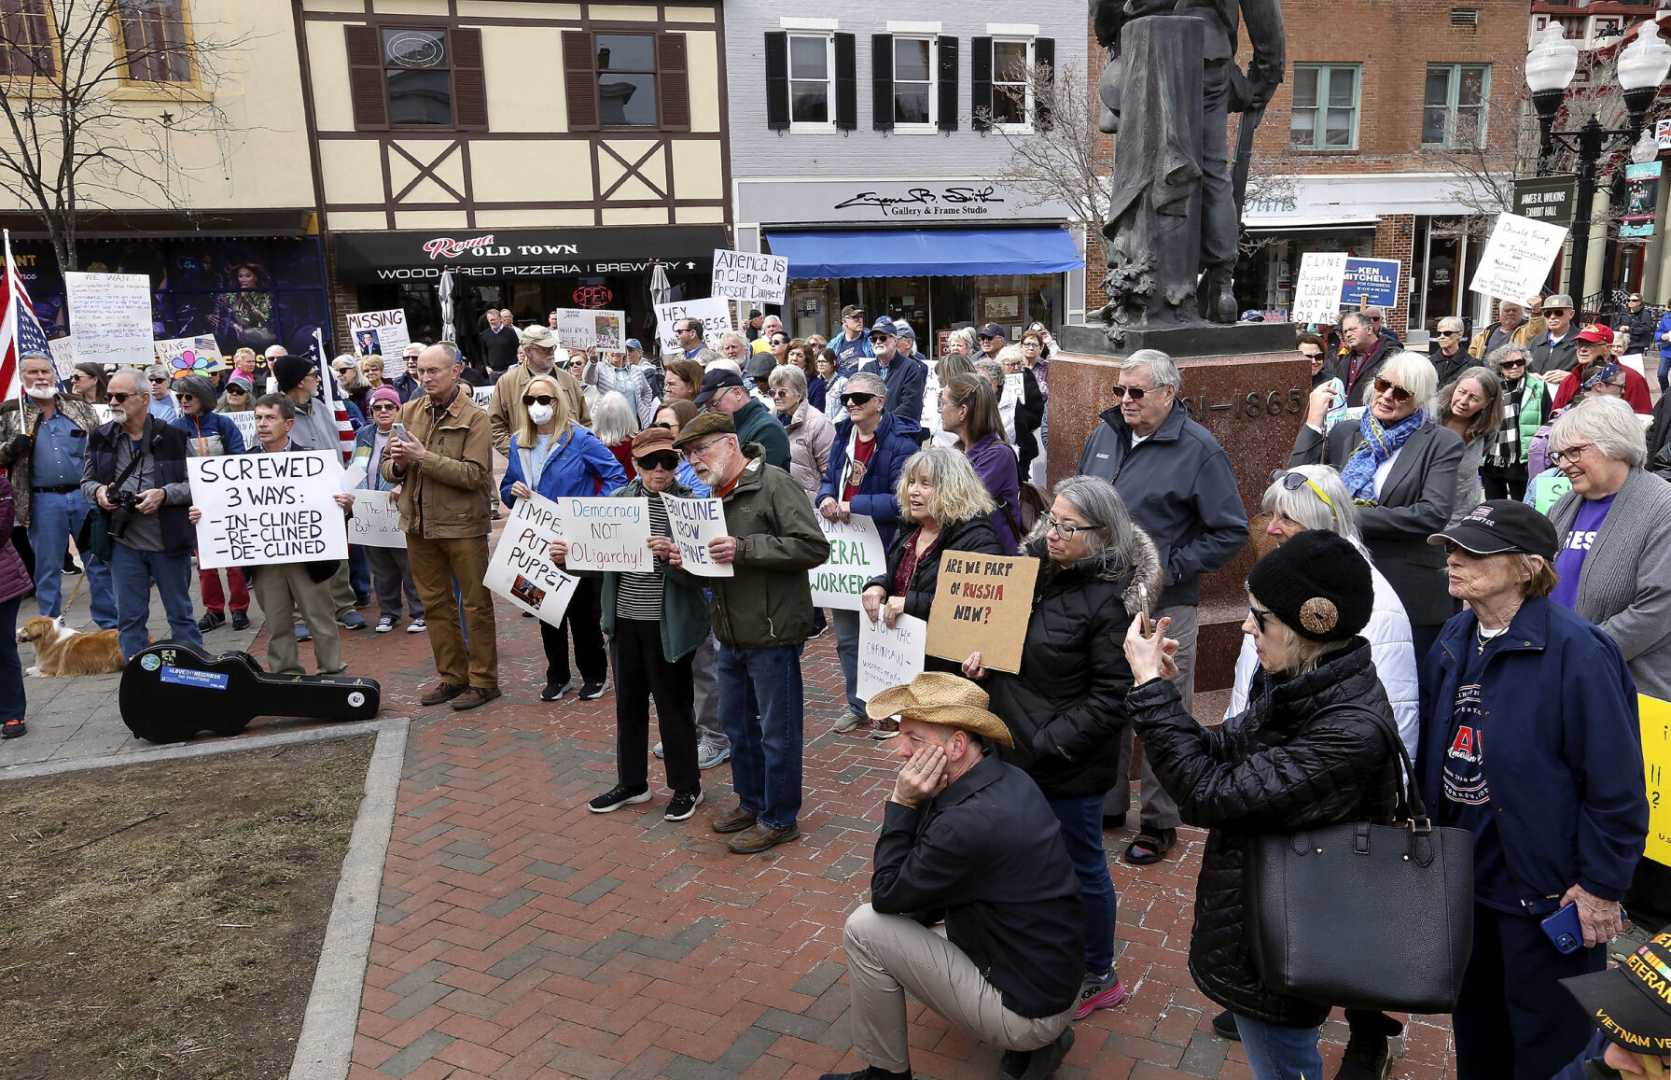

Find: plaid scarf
1489;380;1523;468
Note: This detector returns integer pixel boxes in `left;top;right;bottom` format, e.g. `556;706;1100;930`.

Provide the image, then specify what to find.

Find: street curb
289;716;411;1080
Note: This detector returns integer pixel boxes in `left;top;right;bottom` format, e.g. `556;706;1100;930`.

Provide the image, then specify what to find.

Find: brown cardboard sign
925;553;1040;674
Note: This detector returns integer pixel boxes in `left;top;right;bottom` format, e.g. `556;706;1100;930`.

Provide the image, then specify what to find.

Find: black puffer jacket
864;513;1005;620
988;529;1163;800
1127;638;1402;1027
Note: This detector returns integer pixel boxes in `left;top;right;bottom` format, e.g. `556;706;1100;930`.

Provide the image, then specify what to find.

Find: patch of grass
0;736;375;1080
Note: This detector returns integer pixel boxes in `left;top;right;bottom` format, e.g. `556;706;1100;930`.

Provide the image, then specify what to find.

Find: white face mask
527;403;554;426
24;383;56;401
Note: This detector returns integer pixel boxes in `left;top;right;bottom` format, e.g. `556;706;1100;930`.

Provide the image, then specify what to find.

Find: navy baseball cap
869;317;898;339
978;322;1006;340
694;367;745;407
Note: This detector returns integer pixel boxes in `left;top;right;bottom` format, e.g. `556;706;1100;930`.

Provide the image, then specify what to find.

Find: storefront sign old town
832;184;1007;218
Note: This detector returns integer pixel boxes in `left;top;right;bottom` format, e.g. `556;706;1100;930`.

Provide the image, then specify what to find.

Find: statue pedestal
1047;339;1308;692
1058;320;1299;359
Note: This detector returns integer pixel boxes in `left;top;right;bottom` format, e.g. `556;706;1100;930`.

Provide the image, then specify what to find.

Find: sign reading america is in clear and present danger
711;248;789;305
1339;258;1401;308
925;553;1039;674
188;450;349;570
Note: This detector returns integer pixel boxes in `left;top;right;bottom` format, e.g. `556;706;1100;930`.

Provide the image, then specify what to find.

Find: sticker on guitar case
159;666;230;691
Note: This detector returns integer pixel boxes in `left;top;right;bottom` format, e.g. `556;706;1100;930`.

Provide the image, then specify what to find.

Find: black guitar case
118;640;381;744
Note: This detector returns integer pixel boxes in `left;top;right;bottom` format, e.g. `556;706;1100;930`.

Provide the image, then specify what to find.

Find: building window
383;27;452;127
1423;63;1490;149
0;0;53;76
595;33;657;127
991;38;1033;129
1290;64;1359;150
117;0;190;82
789;33;834;129
893;37;936;127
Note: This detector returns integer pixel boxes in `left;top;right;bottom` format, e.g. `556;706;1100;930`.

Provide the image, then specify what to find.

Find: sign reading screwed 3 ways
188;450;348;570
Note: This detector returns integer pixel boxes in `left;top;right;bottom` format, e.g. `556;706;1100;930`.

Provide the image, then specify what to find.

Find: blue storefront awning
765;226;1083;279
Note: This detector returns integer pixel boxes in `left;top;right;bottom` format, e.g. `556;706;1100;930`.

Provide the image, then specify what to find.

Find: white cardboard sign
556;496;652;573
1291;253;1349;325
653;298;733;355
188;450;349;570
345;488;405;549
809;511;887;611
661;494;734;578
857;614;929;702
553;309;626;353
711;248;789;304
47;335;76;380
64;272;152;367
483;493;580;627
347;309;412;369
1469;212;1570;306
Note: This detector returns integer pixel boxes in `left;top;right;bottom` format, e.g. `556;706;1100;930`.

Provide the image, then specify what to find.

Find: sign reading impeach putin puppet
483;493;580;627
188;450;349;570
925;553;1039;674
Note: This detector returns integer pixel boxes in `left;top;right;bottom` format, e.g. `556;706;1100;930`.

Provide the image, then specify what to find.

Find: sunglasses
868;335;891;344
770;337;788;346
178;394;195;403
109;392;134;404
1269;469;1334;508
1372;377;1412;403
840;392;876;408
371;402;399;412
1299;350;1324;360
1437;330;1461;337
148;376;166;384
522;394;555;406
976;334;995;341
769;387;793;398
1500;358;1526;370
635;451;678;472
227;384;248;393
1249;605;1274;633
1113;384;1149;401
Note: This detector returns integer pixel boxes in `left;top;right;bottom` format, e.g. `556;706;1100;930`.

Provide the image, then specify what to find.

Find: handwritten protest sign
64;271;152;367
471;385;494;407
188;450;348;570
153;334;221;374
483;493;580;626
1001;371;1024;407
925;553;1039;673
653;297;733;354
661;494;733;578
858;614;929;701
226;411;257;448
47;335;76;380
1291;253;1349;325
1469;212;1569;306
809;512;886;611
346;310;411;374
711;248;789;304
553;309;626;353
556;496;651;572
346;489;405;549
1642;694;1671;867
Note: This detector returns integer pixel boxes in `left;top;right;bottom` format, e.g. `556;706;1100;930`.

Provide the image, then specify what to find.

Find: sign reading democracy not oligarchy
661;494;733;578
188;450;349;570
809;512;886;611
711;248;789;305
556;496;651;573
925;553;1039;673
483;493;580;627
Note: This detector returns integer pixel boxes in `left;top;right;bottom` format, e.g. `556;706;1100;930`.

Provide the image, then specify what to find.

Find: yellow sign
1643;694;1671;868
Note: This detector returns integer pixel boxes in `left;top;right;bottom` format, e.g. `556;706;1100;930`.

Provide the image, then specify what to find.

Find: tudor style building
293;0;732;355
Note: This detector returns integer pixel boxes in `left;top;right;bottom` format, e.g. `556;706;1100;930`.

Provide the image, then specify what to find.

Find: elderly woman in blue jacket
501;372;626;703
1419;499;1647;1080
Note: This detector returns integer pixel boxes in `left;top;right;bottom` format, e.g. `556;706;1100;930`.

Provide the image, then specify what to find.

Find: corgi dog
16;616;124;677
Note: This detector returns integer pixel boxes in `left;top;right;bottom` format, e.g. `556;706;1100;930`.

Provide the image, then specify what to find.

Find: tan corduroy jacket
380;387;493;539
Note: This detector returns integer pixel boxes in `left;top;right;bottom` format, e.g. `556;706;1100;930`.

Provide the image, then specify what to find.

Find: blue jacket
170;410;246;455
858;352;929;426
1656;311;1671;359
1417;597;1648;911
499;425;626;506
832;330;873;372
816;411;920;548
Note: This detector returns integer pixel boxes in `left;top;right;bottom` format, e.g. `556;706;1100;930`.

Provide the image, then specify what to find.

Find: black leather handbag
1244;708;1475;1014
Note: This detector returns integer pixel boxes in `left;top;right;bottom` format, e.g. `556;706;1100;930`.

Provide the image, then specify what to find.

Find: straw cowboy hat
865;673;1014;747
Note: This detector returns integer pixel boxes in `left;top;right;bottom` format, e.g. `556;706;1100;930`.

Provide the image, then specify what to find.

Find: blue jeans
1658;351;1671;394
1233;1013;1322;1080
1047;794;1117;974
832;608;862;714
348;544;371;601
0;594;23;721
110;543;202;660
716;642;805;830
28;490;117;627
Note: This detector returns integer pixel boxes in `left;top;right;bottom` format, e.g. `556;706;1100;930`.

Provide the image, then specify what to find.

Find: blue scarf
1339;408;1427;502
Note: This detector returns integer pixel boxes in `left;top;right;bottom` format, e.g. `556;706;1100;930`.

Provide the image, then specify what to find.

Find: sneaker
375;615;396;633
664;790;703;821
578;679;608;701
831;712;864;734
1000;1028;1074;1080
652;741;665;759
726;822;800;855
1211;1009;1240;1041
0;717;25;739
450;686;502;711
419;681;467;706
540;678;573;702
696;739;730;770
197;610;226;633
406;618;426;633
294;622;311;642
588;784;651;813
1072;970;1128;1020
230;611;250;631
339;611;368;631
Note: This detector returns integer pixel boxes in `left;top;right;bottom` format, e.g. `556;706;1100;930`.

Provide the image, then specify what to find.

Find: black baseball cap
694;367;745;407
1427;499;1558;561
978;322;1006;340
1560;932;1671;1055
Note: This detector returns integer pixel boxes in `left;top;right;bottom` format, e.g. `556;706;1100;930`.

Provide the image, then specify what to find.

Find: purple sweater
0;473;33;604
966;434;1021;554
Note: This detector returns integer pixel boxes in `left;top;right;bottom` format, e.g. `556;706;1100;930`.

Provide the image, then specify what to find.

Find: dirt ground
0;736;375;1080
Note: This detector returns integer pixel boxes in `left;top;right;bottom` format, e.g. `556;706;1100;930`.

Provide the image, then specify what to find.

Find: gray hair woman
1437;365;1502;528
1480;343;1551;501
590;390;638;470
944;326;978;358
769;363;834;498
1293;349;1462;660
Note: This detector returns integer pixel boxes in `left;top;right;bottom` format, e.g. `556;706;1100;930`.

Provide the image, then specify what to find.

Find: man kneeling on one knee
822;673;1082;1080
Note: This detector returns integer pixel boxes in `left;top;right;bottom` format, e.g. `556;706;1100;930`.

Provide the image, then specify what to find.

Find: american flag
311;327;355;463
0;231;50;404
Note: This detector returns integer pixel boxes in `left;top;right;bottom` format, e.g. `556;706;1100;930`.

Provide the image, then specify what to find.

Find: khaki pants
406;533;498;690
842;904;1071;1073
253;564;343;676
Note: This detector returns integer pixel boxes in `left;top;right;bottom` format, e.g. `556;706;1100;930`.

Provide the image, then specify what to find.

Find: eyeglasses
635;451;679;472
681;437;725;460
769;387;793;398
371;402;399;412
841;392;876;408
109;392;134;404
1548;443;1595;467
1042;513;1096;539
522;394;555;406
1249;605;1274;633
1113;384;1150;401
1269;469;1334;508
1372;377;1413;403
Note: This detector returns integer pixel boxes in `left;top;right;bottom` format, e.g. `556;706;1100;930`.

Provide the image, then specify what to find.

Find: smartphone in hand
1541;903;1583;955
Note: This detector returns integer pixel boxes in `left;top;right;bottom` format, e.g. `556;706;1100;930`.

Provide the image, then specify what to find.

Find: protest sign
1001;371;1024;407
153;334;221;375
64;271;152;367
346;489;405;549
188;450;348;570
92;403;113;425
1291;253;1349;325
661;494;733;577
346;309;412;373
1340;258;1401;308
1469;212;1569;305
226;411;257;448
483;493;580;627
857;614;929;701
653;297;732;354
925;553;1039;673
809;512;886;611
552;309;626;353
711;248;789;304
472;384;494;407
1642;694;1671;867
47;335;76;380
555;496;652;572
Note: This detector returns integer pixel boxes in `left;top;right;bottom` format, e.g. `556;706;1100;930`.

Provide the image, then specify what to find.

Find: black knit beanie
1246;530;1373;643
273;355;314;394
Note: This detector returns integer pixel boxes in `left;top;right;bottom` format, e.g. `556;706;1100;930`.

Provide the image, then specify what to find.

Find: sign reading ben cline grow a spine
808;512;886;611
483;493;580;627
925;553;1039;674
64;271;152;368
661;494;733;578
711;248;789;305
188;450;349;570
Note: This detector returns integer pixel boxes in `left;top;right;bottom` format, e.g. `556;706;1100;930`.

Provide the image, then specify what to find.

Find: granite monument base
1058;319;1299;359
1047;339;1307;693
